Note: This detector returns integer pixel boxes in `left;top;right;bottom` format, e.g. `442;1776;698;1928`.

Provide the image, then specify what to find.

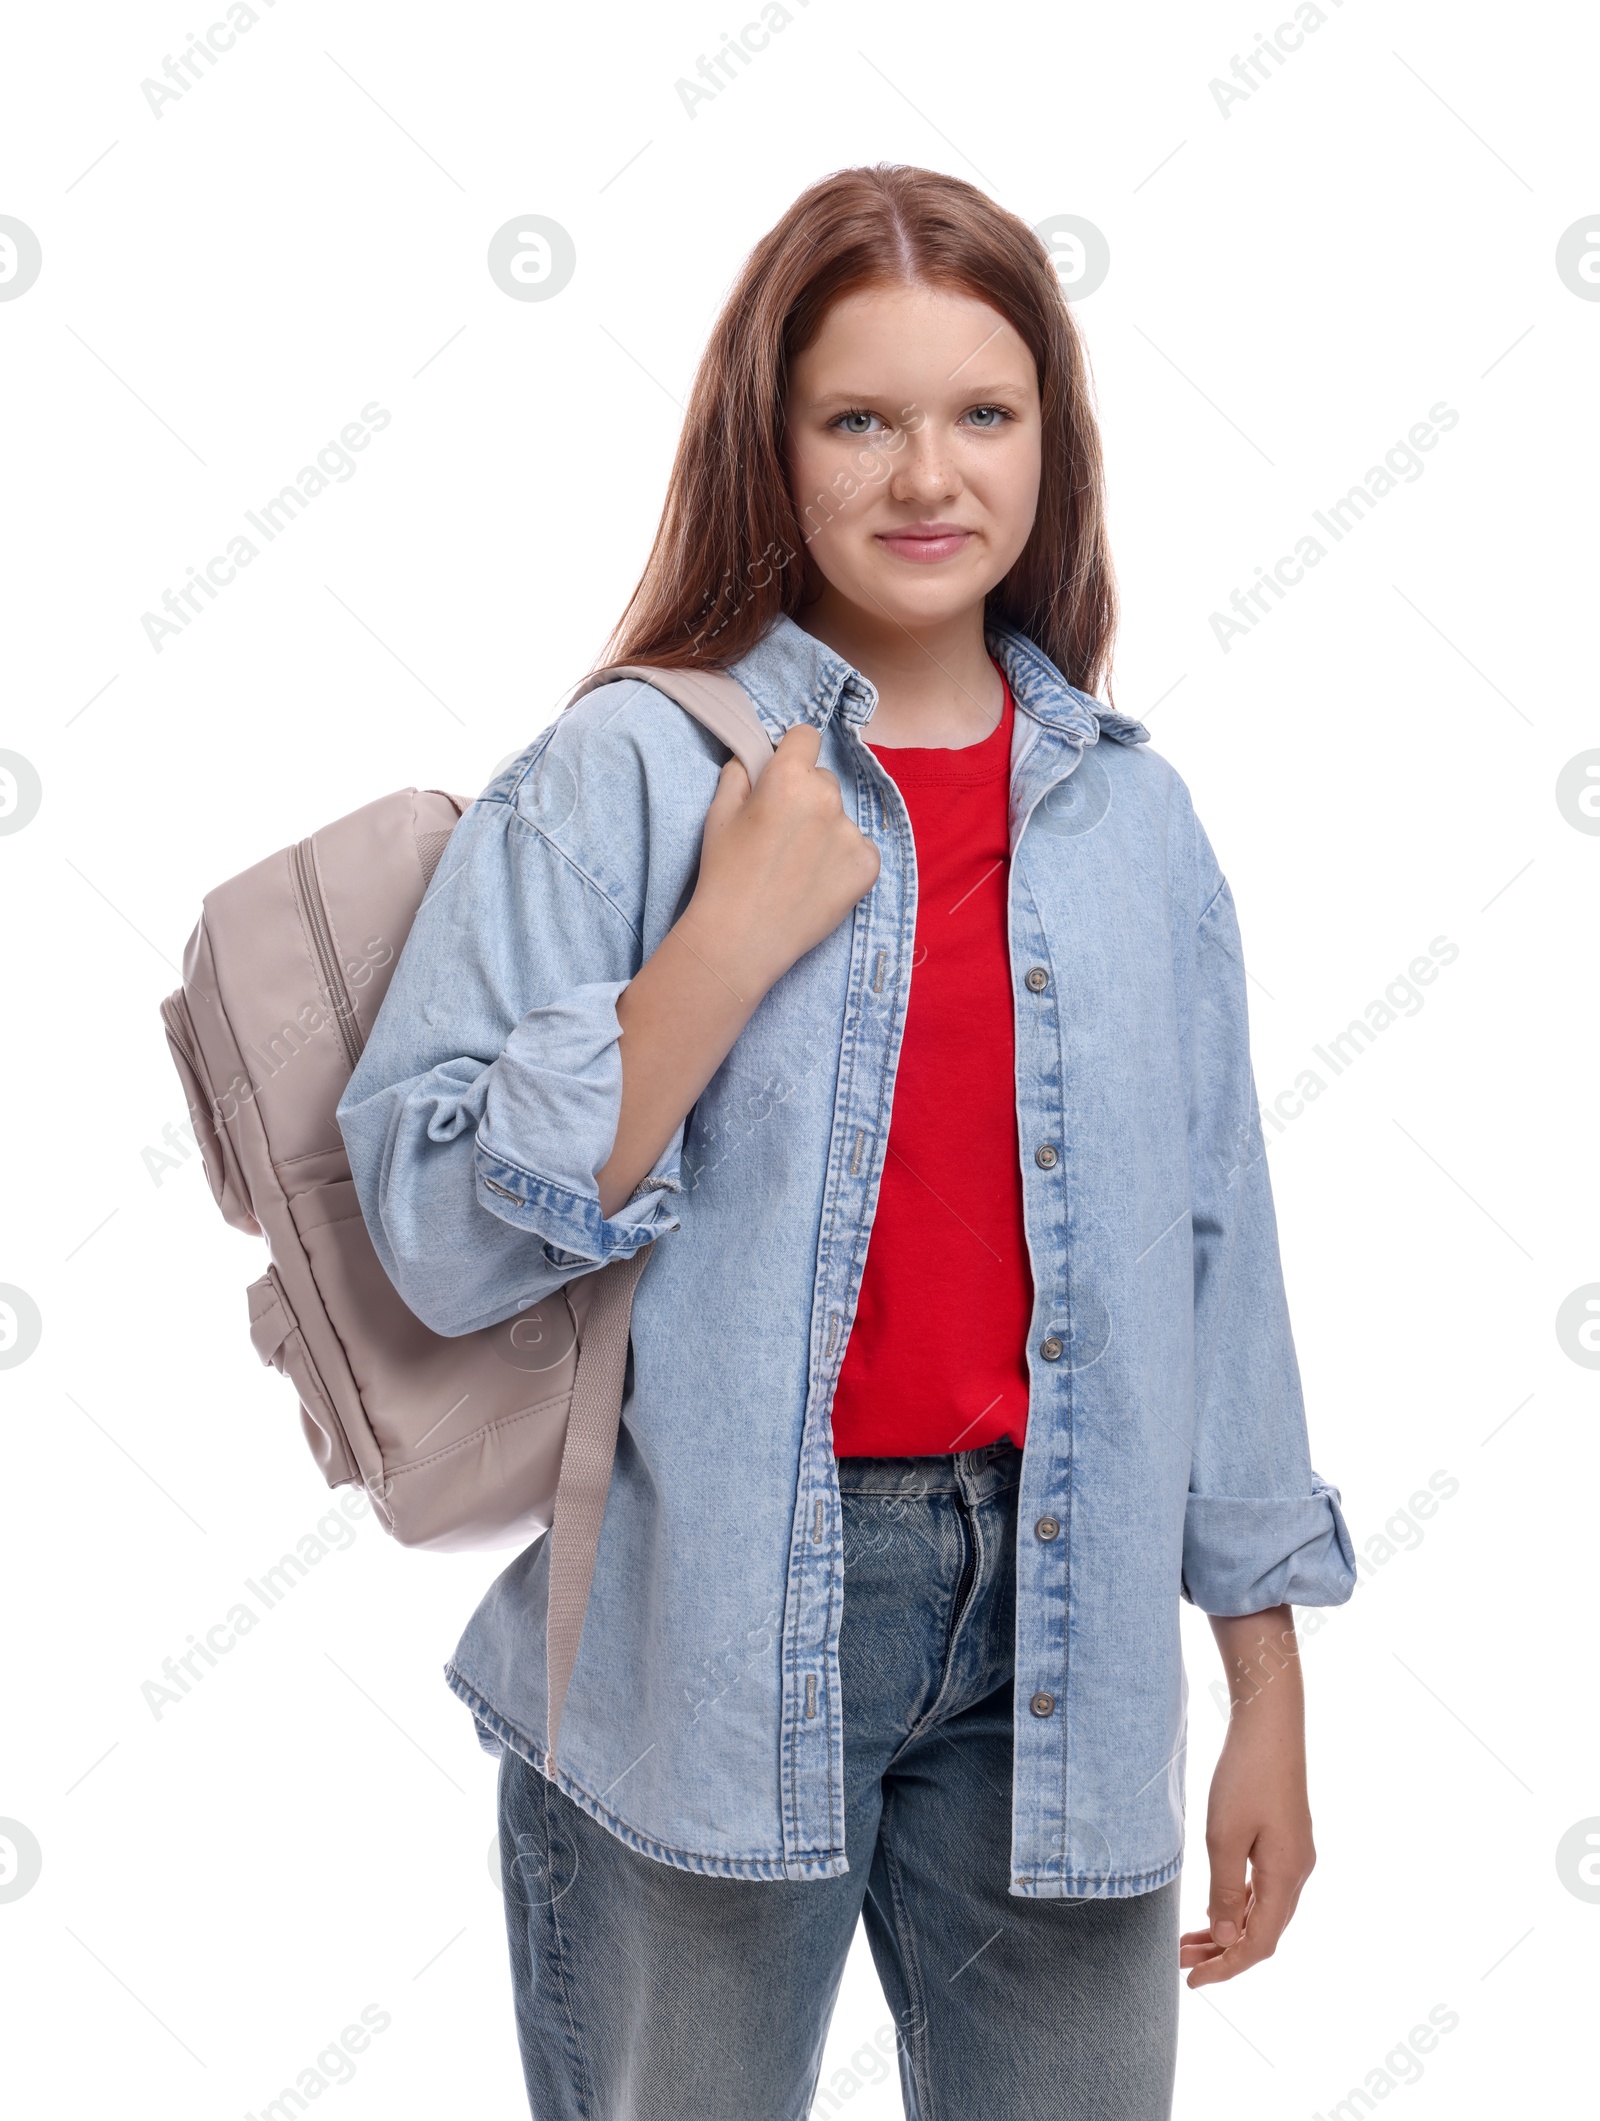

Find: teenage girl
339;162;1355;2121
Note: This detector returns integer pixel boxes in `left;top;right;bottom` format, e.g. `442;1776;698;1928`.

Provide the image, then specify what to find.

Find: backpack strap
541;665;774;1764
567;662;775;790
545;1243;654;1762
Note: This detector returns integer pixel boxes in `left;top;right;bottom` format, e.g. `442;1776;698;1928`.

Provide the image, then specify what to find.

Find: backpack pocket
246;1265;358;1486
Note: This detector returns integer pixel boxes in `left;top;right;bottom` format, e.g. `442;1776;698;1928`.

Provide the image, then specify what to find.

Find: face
782;280;1042;638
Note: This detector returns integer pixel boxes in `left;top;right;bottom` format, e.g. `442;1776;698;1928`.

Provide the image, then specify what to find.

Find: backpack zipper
292;836;364;1073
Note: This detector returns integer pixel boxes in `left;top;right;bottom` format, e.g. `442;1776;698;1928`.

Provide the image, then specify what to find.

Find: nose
888;421;961;507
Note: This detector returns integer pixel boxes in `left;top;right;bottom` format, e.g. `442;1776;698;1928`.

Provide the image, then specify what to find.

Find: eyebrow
804;381;1033;408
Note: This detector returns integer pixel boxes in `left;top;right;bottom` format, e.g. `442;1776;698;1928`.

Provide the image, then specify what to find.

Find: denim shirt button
1024;965;1050;993
1034;1144;1059;1169
1034;1515;1061;1541
1040;1336;1063;1361
1030;1691;1057;1717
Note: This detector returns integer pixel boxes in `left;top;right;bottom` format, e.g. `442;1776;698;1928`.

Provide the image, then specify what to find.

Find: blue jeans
497;1440;1180;2119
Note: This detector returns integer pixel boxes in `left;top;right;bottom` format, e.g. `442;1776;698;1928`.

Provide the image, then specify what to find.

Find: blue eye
966;405;1009;428
833;408;883;435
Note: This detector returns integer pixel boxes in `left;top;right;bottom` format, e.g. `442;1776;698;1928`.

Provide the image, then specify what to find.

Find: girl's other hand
1182;1606;1316;1987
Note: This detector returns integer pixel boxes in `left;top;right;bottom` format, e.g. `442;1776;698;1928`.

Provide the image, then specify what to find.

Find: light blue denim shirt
336;612;1355;1899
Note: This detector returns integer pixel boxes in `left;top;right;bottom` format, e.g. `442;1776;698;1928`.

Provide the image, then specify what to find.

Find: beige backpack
160;666;773;1749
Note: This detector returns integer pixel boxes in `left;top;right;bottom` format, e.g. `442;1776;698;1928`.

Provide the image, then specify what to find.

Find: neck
793;591;1004;749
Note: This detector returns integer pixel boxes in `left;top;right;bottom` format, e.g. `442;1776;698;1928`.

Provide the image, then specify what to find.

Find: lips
874;524;974;564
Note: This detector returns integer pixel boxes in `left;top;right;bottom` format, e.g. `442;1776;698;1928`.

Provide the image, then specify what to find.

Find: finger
1179;1913;1238;1970
1207;1836;1252;1952
1184;1898;1256;1988
772;721;824;768
705;755;753;817
1185;1909;1252;1987
1188;1867;1301;1987
1224;1865;1298;1971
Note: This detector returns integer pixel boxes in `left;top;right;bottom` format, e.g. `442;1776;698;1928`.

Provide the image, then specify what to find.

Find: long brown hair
602;163;1117;699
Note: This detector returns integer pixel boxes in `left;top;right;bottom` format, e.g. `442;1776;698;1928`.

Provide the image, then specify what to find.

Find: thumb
773;719;824;763
1208;1837;1252;1948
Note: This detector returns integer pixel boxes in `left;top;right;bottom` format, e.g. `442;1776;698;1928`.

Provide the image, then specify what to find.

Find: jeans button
1030;1691;1056;1717
1040;1336;1063;1361
1034;1144;1059;1169
1025;966;1050;993
1035;1515;1060;1541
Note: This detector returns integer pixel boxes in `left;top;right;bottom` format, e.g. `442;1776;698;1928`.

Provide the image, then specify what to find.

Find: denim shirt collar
726;610;1151;751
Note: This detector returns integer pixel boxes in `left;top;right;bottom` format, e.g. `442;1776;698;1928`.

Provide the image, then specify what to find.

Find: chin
869;583;983;625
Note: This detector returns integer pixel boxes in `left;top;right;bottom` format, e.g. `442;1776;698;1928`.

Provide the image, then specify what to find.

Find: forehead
791;281;1035;396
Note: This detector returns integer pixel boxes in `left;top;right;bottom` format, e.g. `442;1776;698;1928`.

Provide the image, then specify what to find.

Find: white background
2;0;1596;2114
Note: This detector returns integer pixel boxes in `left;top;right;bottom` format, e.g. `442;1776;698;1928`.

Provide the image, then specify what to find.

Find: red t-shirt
830;663;1034;1458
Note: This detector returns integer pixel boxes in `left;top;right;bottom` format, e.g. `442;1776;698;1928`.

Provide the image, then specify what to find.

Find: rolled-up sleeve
336;717;695;1338
1179;856;1357;1616
1182;1478;1356;1614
